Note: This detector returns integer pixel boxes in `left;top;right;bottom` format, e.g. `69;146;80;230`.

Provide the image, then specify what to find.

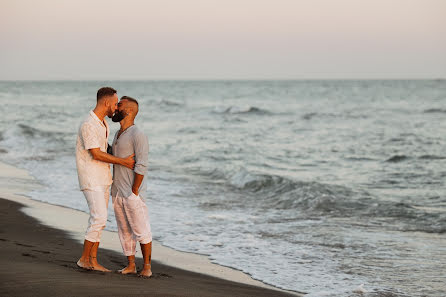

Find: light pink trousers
112;192;152;256
83;186;110;242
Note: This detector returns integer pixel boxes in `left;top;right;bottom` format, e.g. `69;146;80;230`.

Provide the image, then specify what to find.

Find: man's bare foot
138;264;152;278
118;263;137;275
91;263;111;272
90;257;111;272
76;258;93;270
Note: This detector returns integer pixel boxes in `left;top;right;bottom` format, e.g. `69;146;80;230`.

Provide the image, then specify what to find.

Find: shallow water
1;80;445;296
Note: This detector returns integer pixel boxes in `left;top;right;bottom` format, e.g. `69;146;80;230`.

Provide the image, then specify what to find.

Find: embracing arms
89;148;135;169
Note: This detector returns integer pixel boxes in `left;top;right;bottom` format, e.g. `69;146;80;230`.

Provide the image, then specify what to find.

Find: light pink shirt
76;110;112;191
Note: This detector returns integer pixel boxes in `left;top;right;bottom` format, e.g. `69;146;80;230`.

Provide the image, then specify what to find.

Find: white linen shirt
76;110;113;191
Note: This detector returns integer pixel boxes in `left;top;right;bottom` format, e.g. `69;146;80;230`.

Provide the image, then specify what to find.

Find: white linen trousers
83;186;110;242
113;192;152;256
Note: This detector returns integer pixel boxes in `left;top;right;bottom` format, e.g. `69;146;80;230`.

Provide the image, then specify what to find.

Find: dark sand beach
0;198;296;297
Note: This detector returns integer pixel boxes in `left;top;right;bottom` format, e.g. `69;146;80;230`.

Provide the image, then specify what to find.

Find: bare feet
76;258;93;270
138;264;152;278
118;263;137;274
89;256;111;272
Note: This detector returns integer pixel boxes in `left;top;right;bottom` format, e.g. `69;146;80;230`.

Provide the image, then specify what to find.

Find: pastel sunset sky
1;0;445;79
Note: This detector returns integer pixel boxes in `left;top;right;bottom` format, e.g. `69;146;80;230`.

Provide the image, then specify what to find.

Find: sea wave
16;123;68;139
386;154;446;162
153;98;184;107
213;105;272;115
418;155;446;160
0;124;70;160
190;166;446;233
302;112;368;120
386;155;409;162
423;108;446;114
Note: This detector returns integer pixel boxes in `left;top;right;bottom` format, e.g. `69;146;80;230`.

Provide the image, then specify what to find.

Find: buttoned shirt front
76;110;113;191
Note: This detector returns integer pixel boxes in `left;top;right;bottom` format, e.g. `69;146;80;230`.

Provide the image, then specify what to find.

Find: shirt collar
119;125;135;137
89;110;108;129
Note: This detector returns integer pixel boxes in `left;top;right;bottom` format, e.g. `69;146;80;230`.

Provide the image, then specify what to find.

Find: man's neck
119;118;135;132
92;106;106;122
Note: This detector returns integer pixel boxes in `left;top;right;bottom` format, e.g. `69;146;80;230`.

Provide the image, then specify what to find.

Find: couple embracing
75;87;152;277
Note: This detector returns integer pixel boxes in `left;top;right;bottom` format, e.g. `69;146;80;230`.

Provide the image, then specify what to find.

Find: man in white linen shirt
111;96;152;277
76;87;135;271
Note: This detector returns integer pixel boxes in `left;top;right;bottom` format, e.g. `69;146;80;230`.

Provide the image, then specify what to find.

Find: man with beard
76;87;136;271
111;96;152;277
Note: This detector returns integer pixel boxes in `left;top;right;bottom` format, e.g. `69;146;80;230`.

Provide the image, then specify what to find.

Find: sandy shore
0;162;302;296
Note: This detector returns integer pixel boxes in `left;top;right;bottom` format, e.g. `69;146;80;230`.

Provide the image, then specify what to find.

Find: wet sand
0;161;301;296
0;197;299;297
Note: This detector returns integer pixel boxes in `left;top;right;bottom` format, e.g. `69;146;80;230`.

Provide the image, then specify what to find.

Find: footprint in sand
32;249;51;254
152;273;172;278
15;242;35;248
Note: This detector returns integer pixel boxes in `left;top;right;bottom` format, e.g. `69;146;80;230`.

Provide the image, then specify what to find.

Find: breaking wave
213;105;272;115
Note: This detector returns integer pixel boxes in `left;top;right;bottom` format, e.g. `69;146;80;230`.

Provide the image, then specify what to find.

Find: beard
112;110;125;122
106;106;115;118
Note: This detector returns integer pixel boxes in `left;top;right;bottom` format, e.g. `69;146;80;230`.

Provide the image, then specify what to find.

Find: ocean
0;80;445;296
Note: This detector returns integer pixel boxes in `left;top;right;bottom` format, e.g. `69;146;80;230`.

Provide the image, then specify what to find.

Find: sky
1;0;445;80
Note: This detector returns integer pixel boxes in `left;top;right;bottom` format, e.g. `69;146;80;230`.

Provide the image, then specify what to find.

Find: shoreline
0;161;302;296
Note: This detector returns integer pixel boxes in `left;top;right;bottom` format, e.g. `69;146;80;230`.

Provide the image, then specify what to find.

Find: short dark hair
97;87;117;101
120;96;139;106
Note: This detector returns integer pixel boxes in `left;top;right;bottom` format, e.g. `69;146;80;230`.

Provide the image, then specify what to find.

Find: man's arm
132;173;144;195
132;131;149;195
80;123;134;169
89;148;135;169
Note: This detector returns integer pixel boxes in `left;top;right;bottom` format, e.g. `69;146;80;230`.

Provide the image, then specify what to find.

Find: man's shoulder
132;126;146;136
79;117;94;130
81;112;101;128
78;114;101;138
132;126;149;142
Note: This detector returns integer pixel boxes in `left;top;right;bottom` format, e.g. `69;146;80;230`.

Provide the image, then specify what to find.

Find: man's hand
132;188;139;196
121;154;135;169
88;149;136;169
132;172;144;197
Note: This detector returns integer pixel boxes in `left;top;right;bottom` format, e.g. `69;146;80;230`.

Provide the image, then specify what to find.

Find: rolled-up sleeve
133;131;149;175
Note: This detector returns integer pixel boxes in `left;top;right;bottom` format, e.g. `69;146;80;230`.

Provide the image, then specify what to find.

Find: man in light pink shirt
75;87;135;271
